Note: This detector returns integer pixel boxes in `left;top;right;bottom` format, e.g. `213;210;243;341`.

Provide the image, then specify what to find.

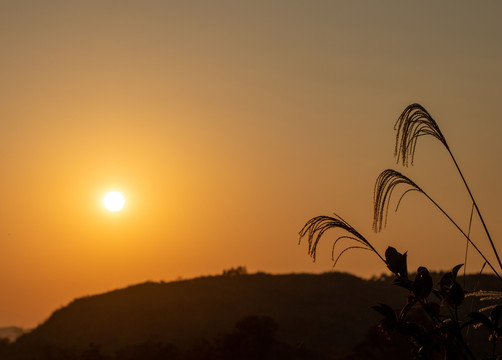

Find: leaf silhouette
412;267;433;300
440;269;464;308
451;264;463;279
372;303;397;321
491;305;502;327
385;246;408;280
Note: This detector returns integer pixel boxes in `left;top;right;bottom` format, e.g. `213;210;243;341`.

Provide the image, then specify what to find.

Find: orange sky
1;1;502;328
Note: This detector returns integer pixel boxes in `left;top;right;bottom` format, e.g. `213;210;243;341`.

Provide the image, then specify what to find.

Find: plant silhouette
395;103;502;273
299;214;385;267
373;169;502;281
299;103;502;359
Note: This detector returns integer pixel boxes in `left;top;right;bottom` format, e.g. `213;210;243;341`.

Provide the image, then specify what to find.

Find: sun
103;191;126;212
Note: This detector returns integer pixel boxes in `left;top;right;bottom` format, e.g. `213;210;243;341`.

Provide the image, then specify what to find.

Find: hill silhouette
0;327;25;342
5;272;501;359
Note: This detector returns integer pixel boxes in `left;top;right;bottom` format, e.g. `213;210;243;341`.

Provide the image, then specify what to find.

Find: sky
1;0;501;328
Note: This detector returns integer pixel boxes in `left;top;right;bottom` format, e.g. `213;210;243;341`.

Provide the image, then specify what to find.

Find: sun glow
103;191;125;212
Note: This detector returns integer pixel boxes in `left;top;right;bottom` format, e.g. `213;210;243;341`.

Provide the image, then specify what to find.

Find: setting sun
103;191;126;212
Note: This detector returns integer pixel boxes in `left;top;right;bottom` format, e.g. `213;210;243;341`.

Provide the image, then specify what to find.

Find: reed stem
446;147;502;272
423;191;502;282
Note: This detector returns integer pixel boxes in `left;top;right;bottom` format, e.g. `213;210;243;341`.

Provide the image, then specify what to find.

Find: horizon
3;265;498;330
1;1;502;329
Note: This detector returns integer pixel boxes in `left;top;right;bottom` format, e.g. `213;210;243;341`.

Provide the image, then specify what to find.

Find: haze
1;1;501;328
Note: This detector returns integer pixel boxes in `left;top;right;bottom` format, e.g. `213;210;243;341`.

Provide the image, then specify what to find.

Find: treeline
1;316;320;360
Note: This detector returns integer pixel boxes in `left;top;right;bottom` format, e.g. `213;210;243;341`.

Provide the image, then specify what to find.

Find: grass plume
373;169;502;281
394;103;502;273
373;169;424;232
299;214;385;266
394;103;448;166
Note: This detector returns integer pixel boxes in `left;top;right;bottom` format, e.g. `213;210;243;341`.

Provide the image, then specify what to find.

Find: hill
0;327;25;342
5;272;502;359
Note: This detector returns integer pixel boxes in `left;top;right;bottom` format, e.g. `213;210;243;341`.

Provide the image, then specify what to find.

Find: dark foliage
115;341;179;360
222;266;248;276
4;316;319;360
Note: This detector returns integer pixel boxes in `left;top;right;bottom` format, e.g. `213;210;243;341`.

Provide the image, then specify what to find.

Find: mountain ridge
6;271;501;359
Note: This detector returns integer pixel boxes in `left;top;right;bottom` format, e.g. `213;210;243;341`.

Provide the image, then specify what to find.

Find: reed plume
395;103;448;166
373;169;424;232
299;214;385;266
394;103;502;272
373;169;502;281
